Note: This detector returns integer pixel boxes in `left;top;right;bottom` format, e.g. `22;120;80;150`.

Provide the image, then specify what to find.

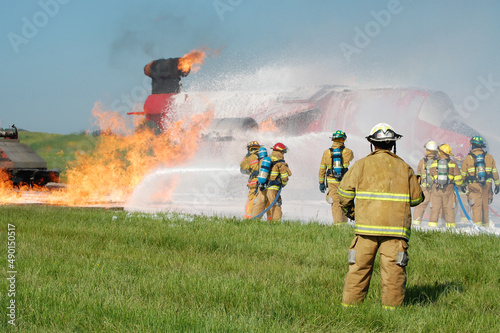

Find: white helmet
424;140;438;151
366;123;402;142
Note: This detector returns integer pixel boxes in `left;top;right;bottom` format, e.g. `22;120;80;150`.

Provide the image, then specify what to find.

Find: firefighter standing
427;144;463;228
460;136;500;226
412;140;438;226
453;153;470;223
338;123;424;309
240;141;261;219
318;130;354;224
252;143;291;221
251;147;272;221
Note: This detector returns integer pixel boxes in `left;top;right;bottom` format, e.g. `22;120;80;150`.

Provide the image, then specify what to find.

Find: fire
259;118;278;132
0;103;213;206
178;49;206;74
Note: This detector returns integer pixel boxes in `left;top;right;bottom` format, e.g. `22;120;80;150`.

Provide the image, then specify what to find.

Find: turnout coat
338;149;424;241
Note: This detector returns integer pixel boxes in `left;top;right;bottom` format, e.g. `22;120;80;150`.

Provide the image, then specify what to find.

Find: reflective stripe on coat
338;149;424;240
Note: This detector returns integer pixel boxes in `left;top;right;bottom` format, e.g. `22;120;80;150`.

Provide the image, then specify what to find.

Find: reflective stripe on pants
342;235;408;307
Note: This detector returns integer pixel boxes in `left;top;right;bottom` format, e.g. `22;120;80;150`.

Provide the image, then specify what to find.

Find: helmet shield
366;123;402;143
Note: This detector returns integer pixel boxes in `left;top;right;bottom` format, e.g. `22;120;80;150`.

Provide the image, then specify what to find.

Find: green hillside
18;131;98;171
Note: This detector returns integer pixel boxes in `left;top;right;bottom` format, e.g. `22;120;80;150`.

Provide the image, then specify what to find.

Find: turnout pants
326;181;348;224
244;188;257;219
429;185;456;227
342;235;408;308
467;182;492;226
252;189;282;221
251;190;273;221
412;187;432;225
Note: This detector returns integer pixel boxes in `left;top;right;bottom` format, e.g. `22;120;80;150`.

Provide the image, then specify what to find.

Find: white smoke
125;64;500;234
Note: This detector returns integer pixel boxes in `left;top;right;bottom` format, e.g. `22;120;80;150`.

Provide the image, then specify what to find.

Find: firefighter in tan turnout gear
319;130;354;224
428;144;463;228
240;141;261;219
460;136;500;226
412;140;438;226
338;123;424;309
252;143;291;221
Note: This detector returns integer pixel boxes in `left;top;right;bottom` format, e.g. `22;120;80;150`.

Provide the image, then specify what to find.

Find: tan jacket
429;153;463;187
268;151;292;191
416;153;437;188
240;152;259;188
319;142;354;184
461;148;500;186
338;149;424;240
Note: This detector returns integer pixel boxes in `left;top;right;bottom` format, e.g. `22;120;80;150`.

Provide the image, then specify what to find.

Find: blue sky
1;0;499;134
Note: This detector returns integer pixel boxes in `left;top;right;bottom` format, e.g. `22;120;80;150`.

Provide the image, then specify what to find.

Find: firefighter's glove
461;186;467;194
319;183;326;193
495;185;500;195
343;206;355;220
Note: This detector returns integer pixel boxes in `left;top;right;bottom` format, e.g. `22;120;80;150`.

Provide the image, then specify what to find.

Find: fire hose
251;186;282;220
454;185;485;233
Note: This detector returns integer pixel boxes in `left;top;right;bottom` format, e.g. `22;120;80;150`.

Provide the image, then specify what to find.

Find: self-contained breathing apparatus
256;147;287;191
474;153;486;183
258;158;285;190
257;156;272;188
466;152;489;185
327;147;346;181
436;158;450;188
423;157;435;187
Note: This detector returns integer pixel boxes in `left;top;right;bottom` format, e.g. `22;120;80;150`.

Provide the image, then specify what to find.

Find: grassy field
17;131;98;172
0;205;499;332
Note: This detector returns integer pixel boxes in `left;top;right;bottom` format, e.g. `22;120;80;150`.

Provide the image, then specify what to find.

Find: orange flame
0;103;214;206
178;49;206;74
259;118;278;132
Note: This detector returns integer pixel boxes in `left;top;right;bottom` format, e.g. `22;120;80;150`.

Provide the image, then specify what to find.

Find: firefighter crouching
460;136;500;227
338;123;424;309
240;141;261;219
252;143;292;221
412;140;438;226
319;130;354;225
427;144;463;228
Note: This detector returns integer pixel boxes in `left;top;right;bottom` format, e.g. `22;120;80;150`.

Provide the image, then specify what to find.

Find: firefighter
412;140;438;226
338;123;424;309
252;143;292;221
240;141;261;219
251;147;272;221
453;153;470;223
427;144;463;228
318;130;354;224
460;136;500;226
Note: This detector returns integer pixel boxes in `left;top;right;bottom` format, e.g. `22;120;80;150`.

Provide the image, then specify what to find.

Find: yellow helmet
439;144;453;156
246;141;261;150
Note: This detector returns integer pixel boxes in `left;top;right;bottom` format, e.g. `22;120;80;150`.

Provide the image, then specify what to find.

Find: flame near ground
0;103;214;206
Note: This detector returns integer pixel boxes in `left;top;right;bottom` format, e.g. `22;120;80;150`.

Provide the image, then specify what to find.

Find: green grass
17;131;98;171
0;206;499;332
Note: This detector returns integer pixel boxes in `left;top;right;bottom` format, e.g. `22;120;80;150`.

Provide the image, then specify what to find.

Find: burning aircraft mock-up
132;50;478;159
121;51;499;227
